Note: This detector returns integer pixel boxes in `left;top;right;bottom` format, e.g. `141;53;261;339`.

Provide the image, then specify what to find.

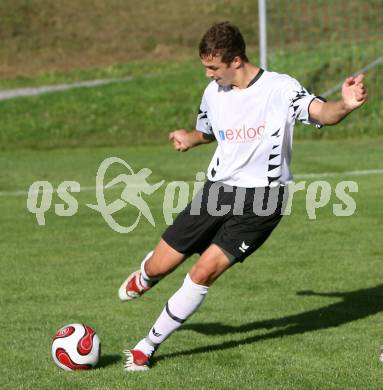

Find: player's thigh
212;186;286;263
162;180;234;255
189;243;232;286
145;238;189;277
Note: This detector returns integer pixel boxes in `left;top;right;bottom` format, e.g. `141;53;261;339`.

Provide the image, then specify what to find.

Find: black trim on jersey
247;68;264;88
267;128;282;185
198;109;208;119
307;96;327;128
315;96;327;103
268;164;280;171
267;175;282;185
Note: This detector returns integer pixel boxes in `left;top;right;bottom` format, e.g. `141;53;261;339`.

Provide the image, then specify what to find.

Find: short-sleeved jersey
196;69;323;188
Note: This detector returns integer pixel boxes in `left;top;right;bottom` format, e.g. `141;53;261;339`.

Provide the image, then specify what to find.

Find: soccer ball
51;323;101;371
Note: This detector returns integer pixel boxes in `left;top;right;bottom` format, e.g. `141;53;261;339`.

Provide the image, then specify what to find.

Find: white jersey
196;69;323;187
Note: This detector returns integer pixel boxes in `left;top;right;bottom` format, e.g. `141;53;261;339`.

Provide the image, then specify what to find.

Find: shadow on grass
97;354;121;368
155;284;383;362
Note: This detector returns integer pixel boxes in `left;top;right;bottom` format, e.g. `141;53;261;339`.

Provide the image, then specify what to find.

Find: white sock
138;251;159;289
144;273;208;348
133;337;157;357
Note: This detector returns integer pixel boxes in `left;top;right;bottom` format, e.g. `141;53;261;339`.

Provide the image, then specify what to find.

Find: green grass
1;138;383;389
0;0;382;79
0;3;382;387
0;44;382;151
0;59;199;90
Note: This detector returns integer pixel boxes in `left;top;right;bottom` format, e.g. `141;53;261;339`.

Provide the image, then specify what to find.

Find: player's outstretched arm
169;129;215;152
309;74;368;126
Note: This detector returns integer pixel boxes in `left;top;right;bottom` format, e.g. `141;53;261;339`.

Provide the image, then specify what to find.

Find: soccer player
119;21;367;371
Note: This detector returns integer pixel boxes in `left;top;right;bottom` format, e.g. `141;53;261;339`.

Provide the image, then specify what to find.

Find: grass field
1;138;383;389
1;0;382;78
1;3;382;386
1;45;382;151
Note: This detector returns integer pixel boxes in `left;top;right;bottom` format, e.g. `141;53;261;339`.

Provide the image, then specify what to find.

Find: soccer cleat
118;270;150;301
123;349;151;371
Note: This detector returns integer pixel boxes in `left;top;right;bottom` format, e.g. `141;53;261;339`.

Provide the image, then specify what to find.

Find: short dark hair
199;21;249;64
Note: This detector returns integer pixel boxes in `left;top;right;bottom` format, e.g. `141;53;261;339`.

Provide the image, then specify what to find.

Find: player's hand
341;74;368;111
168;129;193;152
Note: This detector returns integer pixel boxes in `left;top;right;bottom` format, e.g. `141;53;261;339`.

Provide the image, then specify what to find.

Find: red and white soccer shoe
118;270;151;301
123;349;151;371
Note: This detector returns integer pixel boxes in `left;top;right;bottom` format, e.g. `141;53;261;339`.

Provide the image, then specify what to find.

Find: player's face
201;55;237;86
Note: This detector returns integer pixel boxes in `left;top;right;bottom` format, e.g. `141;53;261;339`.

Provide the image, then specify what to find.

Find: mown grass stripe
1;168;382;197
0;76;136;101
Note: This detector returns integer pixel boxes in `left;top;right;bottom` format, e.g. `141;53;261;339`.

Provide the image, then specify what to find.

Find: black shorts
162;181;287;263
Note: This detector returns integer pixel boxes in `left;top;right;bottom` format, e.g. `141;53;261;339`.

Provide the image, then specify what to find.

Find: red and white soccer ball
51;323;101;371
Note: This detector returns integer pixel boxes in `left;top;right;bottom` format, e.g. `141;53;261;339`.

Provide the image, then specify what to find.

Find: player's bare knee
189;263;216;286
145;253;185;279
145;260;167;279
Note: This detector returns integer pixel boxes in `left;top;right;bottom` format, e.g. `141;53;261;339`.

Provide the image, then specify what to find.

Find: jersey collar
246;68;264;88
